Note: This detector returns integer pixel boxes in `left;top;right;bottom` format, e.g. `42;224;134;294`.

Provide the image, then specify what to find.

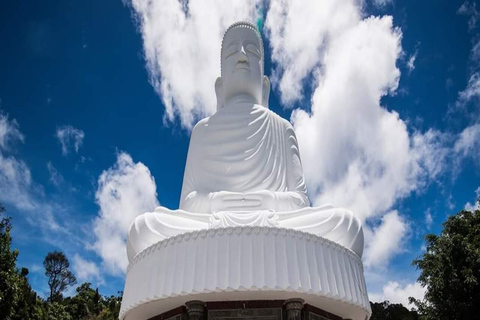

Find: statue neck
225;94;259;108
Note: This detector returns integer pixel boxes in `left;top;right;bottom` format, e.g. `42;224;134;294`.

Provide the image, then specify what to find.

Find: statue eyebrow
224;37;259;47
223;42;258;56
222;44;237;59
225;43;237;51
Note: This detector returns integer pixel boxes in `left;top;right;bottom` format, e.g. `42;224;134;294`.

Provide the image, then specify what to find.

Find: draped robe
127;103;364;261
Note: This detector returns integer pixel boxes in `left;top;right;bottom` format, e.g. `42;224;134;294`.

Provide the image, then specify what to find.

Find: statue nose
240;45;247;55
236;45;248;65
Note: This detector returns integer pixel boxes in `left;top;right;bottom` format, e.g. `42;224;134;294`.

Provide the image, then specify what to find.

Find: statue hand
243;190;276;212
210;191;260;212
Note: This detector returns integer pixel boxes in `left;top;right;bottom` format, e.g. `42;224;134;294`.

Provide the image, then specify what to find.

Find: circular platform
120;226;371;320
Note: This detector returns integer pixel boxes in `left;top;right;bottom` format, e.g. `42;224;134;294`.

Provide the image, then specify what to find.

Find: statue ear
215;77;224;111
262;75;271;108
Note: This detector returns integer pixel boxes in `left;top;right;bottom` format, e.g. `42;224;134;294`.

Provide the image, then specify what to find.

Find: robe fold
179;103;309;213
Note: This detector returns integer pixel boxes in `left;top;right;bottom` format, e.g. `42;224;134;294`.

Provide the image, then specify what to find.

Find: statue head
216;21;270;110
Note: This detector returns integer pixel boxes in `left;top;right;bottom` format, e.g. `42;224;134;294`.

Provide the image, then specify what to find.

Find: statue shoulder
189;117;210;143
263;108;297;138
275;114;295;133
277;117;299;144
262;108;290;127
282;118;294;130
193;117;210;130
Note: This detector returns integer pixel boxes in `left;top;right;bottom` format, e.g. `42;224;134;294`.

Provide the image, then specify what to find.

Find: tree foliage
370;301;419;320
411;202;480;320
0;204;43;320
0;206;19;318
10;268;42;320
0;203;122;319
48;302;73;320
44;251;77;302
58;285;121;320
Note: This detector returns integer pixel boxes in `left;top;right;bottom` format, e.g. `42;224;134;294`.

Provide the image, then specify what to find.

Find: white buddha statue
127;21;364;262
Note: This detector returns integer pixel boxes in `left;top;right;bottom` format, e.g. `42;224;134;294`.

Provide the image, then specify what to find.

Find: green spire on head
256;17;263;31
256;5;264;31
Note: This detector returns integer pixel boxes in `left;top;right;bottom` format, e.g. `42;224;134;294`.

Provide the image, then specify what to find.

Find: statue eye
246;44;261;58
224;45;237;59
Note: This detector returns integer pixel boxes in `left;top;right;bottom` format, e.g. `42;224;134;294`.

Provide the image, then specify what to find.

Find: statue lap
127;204;363;261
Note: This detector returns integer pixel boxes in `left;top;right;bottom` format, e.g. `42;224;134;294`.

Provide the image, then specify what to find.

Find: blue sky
1;0;479;305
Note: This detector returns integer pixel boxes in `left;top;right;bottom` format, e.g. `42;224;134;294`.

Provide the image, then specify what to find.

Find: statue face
221;27;264;105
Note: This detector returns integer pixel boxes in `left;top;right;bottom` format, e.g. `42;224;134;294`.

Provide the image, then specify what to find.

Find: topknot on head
220;21;265;74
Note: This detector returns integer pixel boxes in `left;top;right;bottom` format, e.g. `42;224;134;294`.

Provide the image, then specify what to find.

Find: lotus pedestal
120;226;371;320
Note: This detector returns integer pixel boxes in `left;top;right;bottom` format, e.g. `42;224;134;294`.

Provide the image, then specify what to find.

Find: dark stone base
148;299;350;320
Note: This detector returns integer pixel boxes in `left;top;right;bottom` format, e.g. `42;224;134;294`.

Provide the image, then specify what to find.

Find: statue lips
235;60;249;71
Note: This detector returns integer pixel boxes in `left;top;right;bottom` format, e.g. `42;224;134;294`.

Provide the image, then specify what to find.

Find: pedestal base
120;227;370;320
148;299;355;320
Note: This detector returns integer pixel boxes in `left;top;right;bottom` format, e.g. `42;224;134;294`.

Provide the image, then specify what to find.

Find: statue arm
179;119;212;213
243;119;309;212
179;119;246;213
180;191;213;213
273;121;310;211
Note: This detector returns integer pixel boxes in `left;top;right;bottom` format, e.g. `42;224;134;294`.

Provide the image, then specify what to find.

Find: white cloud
0;112;77;252
454;123;480;159
265;0;359;104
406;50;417;73
458;1;480;31
0;112;104;278
425;209;433;229
0;111;24;150
56;125;84;156
0;111;35;211
458;73;480;105
0;155;35;211
471;39;480;63
465;200;479;211
289;15;424;220
93;152;159;274
29;264;42;273
411;129;451;182
269;9;451;224
47;162;64;186
364;210;408;268
452;4;480;168
372;0;393;7
0;110;75;235
465;186;480;211
370;281;426;308
128;0;262;129
72;254;104;286
455;6;480;113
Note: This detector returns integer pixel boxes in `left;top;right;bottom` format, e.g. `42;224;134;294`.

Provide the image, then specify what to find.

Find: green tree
48;301;73;320
44;251;77;302
411;201;480;320
0;204;44;320
61;282;122;320
370;301;419;320
65;282;102;319
10;267;41;320
0;204;19;318
32;299;49;320
102;292;122;320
